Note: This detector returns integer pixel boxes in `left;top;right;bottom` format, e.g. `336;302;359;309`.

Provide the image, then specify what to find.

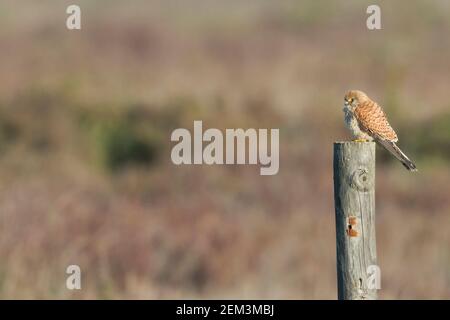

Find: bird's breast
343;108;362;137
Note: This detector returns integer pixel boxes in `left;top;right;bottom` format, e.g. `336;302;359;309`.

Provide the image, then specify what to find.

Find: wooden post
333;141;377;300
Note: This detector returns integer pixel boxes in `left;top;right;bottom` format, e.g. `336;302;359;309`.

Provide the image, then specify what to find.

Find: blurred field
0;0;450;299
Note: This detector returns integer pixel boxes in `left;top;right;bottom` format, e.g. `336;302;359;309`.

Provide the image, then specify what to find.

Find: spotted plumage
343;90;417;171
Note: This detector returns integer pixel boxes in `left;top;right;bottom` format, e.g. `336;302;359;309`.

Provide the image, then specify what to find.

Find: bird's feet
353;138;369;142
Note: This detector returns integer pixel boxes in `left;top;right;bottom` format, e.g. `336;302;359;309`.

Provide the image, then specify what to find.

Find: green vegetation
91;120;158;172
412;113;450;159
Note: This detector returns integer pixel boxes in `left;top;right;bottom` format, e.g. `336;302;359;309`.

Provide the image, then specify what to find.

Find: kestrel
343;90;417;171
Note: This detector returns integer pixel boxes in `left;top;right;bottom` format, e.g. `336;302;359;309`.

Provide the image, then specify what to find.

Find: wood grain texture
333;142;377;300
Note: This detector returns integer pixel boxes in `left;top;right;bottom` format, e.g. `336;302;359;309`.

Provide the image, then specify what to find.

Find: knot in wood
349;167;373;192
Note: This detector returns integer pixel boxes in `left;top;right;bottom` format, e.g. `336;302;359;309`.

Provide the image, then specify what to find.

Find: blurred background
0;0;449;299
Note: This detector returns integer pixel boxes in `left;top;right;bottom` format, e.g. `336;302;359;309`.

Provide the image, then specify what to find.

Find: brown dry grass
0;0;449;299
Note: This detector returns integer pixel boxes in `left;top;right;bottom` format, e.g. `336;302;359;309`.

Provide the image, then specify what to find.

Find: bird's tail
377;139;417;171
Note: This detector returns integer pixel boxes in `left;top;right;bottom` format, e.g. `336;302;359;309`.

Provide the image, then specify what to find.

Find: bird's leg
353;138;369;142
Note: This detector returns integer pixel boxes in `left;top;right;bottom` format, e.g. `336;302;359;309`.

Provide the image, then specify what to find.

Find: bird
343;90;417;171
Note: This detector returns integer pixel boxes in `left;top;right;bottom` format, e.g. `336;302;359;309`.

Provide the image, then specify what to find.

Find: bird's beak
344;100;349;106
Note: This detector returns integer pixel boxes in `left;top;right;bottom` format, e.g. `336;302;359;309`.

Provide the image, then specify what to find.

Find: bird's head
344;90;369;110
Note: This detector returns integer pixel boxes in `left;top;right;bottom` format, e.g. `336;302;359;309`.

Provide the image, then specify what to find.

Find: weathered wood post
333;141;377;300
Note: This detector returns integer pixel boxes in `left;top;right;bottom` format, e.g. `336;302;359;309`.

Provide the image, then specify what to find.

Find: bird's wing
354;100;398;142
354;99;417;171
375;138;417;171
